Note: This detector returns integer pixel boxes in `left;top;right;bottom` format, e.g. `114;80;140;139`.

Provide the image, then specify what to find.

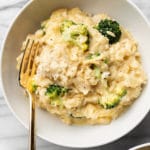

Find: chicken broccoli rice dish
17;8;147;125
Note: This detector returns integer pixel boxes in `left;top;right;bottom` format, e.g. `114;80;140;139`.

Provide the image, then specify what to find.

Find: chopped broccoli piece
80;43;89;51
70;114;84;119
60;20;75;32
99;88;127;109
45;84;69;107
40;21;47;36
116;88;127;97
61;20;89;51
45;84;68;99
94;66;101;79
96;19;122;44
50;98;63;107
31;84;38;93
89;64;101;79
99;94;121;109
86;52;100;59
103;58;109;64
27;79;37;93
41;24;45;30
41;19;49;29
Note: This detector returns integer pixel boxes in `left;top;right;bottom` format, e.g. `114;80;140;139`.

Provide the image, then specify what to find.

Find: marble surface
0;0;150;149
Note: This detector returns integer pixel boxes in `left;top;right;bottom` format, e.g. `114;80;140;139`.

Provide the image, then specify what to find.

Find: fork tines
19;38;40;88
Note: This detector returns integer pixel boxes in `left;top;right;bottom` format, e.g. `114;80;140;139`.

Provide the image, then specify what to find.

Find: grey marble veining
0;0;150;150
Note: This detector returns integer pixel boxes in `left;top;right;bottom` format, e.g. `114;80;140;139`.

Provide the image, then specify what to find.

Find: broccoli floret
99;89;127;109
45;84;68;99
61;20;89;51
45;84;69;107
86;52;100;59
96;19;122;44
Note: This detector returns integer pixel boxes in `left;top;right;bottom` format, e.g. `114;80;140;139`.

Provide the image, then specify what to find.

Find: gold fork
19;38;40;150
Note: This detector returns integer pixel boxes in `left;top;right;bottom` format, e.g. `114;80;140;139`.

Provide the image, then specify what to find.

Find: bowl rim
0;0;150;148
129;143;150;150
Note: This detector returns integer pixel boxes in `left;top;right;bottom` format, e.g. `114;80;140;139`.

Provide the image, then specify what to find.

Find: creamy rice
17;8;147;125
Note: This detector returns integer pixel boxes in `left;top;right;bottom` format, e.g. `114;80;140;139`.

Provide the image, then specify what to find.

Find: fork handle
28;91;36;150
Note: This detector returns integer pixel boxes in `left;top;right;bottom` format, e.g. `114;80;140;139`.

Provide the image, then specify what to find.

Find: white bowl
1;0;150;148
129;143;150;150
